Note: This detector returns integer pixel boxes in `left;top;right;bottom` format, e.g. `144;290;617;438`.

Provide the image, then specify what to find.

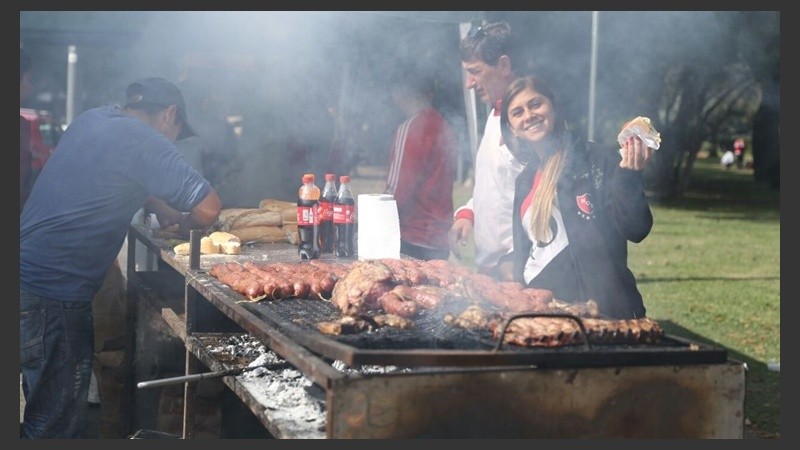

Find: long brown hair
500;75;568;244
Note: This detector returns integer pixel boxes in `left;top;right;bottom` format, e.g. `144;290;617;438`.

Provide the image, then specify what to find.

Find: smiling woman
500;75;655;320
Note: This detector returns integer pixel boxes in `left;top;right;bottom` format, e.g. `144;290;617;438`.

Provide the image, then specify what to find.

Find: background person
20;77;222;438
500;75;654;319
448;21;523;280
383;70;457;261
721;148;735;169
733;137;746;169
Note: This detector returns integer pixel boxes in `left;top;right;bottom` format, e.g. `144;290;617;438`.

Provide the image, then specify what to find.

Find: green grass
449;157;780;438
635;159;780;438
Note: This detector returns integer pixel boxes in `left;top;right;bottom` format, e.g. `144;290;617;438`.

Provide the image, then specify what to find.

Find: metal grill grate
242;297;498;350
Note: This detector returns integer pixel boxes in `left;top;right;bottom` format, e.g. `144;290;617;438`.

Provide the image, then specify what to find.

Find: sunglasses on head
468;25;486;40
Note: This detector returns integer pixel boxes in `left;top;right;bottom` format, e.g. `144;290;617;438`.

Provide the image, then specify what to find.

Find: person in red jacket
733;137;746;169
384;71;457;260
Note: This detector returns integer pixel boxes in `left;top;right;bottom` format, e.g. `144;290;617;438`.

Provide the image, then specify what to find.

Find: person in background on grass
448;21;524;280
733;137;746;169
20;47;33;211
383;70;457;260
721;148;735;169
20;77;222;438
500;75;653;319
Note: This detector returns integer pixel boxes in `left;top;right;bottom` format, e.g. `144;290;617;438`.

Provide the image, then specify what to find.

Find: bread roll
220;240;241;255
174;242;191;256
617;116;661;150
200;236;220;254
208;231;241;247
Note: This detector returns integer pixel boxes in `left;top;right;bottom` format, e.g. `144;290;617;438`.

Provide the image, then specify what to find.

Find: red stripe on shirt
520;170;543;218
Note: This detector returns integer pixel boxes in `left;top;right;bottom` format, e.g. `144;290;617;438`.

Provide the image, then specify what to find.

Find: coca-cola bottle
296;173;320;260
317;173;337;253
333;175;356;258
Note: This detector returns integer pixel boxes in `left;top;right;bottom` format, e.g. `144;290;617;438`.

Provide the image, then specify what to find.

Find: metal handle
136;362;287;389
137;366;248;389
493;313;592;352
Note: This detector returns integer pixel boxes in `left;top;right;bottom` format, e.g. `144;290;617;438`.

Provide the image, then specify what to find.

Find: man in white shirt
449;21;524;280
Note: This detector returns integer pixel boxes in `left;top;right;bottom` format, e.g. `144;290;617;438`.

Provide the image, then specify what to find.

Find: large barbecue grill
126;225;746;438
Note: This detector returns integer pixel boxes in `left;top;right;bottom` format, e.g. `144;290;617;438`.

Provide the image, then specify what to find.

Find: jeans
20;289;94;439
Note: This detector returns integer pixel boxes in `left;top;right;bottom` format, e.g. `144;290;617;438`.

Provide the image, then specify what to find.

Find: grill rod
136;362;288;389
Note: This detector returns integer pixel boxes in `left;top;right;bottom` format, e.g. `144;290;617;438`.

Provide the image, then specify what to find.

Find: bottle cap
325;173;336;181
339;175;350;183
303;173;314;183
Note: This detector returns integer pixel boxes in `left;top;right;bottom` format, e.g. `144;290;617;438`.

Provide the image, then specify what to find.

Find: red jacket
384;107;457;250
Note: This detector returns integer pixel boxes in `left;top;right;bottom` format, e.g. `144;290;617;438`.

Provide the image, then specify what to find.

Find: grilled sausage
378;291;418;318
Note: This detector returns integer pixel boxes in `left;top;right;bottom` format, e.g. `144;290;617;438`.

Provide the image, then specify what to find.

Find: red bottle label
333;204;355;224
297;205;317;225
318;201;334;221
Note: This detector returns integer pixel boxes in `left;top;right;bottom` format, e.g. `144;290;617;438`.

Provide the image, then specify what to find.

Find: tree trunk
676;132;705;198
752;80;780;189
645;67;705;200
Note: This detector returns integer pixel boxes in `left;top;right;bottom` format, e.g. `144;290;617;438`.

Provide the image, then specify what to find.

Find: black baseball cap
125;77;196;140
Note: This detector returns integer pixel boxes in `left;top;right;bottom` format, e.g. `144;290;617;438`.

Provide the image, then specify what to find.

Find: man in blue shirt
20;77;222;438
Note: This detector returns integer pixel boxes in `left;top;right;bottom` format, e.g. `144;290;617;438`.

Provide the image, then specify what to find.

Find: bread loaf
229;225;287;243
217;208;252;228
219;209;282;231
283;226;299;245
282;208;298;225
259;198;297;212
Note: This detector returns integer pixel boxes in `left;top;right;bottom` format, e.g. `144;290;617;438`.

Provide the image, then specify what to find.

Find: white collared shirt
455;109;525;271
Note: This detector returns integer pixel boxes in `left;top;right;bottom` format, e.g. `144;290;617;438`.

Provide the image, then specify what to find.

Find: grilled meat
316;316;374;335
378;290;418;318
372;314;413;329
330;260;397;316
493;316;664;347
443;305;502;330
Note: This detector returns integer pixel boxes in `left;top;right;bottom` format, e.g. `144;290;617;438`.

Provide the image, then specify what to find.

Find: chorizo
378;291;418;318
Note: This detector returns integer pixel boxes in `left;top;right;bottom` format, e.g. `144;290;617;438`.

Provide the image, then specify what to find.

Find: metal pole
587;12;599;142
66;45;77;127
459;21;480;183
